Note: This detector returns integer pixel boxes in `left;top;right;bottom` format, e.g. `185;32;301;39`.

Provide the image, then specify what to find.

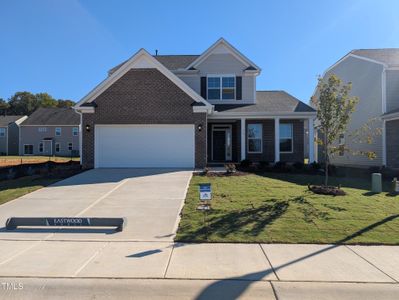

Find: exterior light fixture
198;124;203;132
85;124;91;132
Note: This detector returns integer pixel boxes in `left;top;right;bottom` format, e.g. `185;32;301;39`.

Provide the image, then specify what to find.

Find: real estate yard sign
199;183;212;201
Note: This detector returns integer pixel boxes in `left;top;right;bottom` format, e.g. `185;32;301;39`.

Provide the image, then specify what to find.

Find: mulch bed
308;184;346;196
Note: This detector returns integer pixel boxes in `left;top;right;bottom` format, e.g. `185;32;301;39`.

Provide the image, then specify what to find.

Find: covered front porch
207;116;315;165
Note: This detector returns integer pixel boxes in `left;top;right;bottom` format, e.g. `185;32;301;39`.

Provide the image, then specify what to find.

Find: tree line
0;92;75;116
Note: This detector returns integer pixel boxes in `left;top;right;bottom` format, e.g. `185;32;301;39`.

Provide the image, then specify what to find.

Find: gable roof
351;49;399;67
213;91;315;114
109;55;200;75
22;108;80;126
0;115;26;126
185;38;261;72
75;49;212;111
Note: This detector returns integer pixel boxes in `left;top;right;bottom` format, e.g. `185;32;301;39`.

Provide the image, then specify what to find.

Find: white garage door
95;125;195;168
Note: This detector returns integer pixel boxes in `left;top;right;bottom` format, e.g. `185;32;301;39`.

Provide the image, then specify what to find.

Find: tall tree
36;93;57;108
8;91;39;115
0;98;9;114
57;99;75;108
313;74;358;186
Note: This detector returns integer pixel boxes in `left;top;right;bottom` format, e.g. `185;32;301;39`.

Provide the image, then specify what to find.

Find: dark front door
213;131;226;161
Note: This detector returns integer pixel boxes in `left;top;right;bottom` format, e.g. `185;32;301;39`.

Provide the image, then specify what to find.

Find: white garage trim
94;124;195;168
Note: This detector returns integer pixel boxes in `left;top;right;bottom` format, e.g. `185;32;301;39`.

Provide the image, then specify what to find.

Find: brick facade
81;68;207;169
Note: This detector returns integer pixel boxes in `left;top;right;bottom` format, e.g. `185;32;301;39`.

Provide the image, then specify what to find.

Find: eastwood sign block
5;217;126;232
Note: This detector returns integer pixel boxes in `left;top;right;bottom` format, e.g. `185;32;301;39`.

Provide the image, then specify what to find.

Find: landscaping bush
273;161;287;172
240;159;252;169
224;163;236;174
293;161;304;171
258;161;270;170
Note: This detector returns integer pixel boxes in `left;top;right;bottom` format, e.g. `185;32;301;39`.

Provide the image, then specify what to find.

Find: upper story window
0;128;5;138
55;127;61;136
72;127;79;136
207;75;235;100
38;127;47;133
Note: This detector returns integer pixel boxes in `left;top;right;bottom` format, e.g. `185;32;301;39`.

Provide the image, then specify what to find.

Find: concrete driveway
0;168;192;241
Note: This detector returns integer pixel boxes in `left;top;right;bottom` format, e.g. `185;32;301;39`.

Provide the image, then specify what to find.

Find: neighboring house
74;38;316;169
20;107;80;157
314;49;399;168
0;115;28;155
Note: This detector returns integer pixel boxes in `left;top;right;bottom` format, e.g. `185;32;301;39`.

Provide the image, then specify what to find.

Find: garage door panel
95;125;194;168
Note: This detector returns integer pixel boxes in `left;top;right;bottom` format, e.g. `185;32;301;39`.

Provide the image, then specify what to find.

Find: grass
0;175;72;206
176;172;399;245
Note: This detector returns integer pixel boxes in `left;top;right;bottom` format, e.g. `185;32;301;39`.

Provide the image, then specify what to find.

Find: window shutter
201;77;207;99
236;76;242;100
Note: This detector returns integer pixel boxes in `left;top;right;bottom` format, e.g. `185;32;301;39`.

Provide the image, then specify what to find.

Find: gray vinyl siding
0;127;7;155
323;56;384;167
386;70;399;113
7;122;20;155
177;53;256;102
20;126;80;157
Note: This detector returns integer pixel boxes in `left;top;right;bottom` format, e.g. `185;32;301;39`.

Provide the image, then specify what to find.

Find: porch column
274;117;280;163
240;118;246;161
308;117;315;163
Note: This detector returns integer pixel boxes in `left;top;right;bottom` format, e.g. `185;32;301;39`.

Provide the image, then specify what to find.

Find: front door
42;140;52;156
212;125;232;161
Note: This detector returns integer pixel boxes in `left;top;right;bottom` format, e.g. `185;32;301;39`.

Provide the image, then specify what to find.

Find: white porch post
382;119;386;166
308;117;315;163
240;118;246;161
274;117;280;163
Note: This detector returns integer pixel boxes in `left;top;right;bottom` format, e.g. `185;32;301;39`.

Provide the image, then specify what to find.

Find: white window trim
55;127;62;136
55;142;61;153
247;123;263;154
207;74;236;101
280;123;294;154
68;142;73;151
23;144;34;155
38;127;47;133
72;127;79;136
38;142;44;153
0;128;5;138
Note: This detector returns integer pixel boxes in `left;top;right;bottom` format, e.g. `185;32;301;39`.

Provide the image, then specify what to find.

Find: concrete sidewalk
0;240;398;283
1;241;399;299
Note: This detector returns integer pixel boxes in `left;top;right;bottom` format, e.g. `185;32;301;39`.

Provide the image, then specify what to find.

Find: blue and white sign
199;183;212;201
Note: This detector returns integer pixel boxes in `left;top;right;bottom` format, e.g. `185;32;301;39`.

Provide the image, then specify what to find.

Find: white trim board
74;49;212;113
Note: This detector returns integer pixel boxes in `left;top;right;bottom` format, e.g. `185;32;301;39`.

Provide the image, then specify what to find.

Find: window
72;127;79;136
280;123;293;153
0;128;5;137
207;75;235;100
55;127;61;136
55;143;60;153
38;127;47;133
247;124;262;153
338;134;345;156
39;142;43;153
24;144;33;155
68;143;73;151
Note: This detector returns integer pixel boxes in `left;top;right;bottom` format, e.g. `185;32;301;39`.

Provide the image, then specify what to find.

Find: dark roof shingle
0;115;26;126
214;91;315;113
108;55;200;75
22;108;80;126
351;49;399;67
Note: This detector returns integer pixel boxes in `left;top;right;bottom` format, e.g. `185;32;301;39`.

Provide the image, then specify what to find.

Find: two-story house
0;115;27;155
314;49;399;168
20;107;80;157
74;38;316;169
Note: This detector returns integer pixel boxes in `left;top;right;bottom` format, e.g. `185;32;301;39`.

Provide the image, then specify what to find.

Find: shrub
309;161;321;171
293;161;304;170
258;161;270;170
273;161;287;171
328;164;337;176
224;163;236;174
240;159;252;169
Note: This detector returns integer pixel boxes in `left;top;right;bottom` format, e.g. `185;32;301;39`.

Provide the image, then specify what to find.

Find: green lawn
0;175;71;206
176;172;399;245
